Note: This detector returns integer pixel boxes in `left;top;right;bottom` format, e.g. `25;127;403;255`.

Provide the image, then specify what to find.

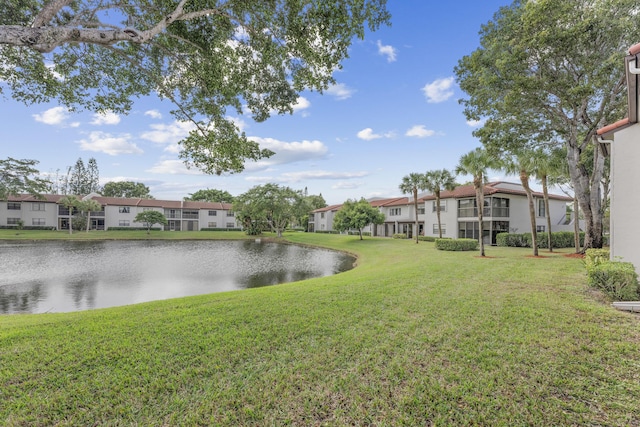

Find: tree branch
32;0;74;28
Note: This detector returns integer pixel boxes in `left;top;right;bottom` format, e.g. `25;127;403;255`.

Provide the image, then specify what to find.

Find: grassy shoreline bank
2;231;639;425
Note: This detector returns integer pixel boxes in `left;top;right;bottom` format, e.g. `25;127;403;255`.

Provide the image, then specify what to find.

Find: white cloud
228;116;248;132
146;160;203;175
377;40;397;62
248;137;328;166
422;77;455;103
357;128;383;140
405;125;436;138
281;170;369;182
90;111;121;125
33;106;70;126
144;109;163;119
140;121;196;145
466;119;485;127
326;83;355;100
332;181;363;190
292;96;311;113
77;131;143;156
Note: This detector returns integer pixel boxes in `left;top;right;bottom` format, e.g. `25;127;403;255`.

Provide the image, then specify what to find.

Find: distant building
0;194;240;231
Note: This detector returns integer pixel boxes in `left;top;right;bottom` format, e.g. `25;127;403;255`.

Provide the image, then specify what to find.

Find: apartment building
0;194;240;231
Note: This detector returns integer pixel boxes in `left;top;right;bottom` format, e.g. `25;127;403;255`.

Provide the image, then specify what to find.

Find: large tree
0;157;50;200
456;148;496;257
233;183;303;238
455;0;638;250
333;198;385;240
58;195;79;234
102;181;153;199
78;198;102;232
1;1;390;174
424;169;457;239
185;188;234;203
398;173;426;244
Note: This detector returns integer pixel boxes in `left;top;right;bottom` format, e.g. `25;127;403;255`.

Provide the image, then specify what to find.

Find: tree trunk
86;211;91;233
521;170;538;256
566;138;604;251
574;196;580;253
413;188;419;244
475;177;485;257
359;229;363;240
436;192;443;239
541;175;552;252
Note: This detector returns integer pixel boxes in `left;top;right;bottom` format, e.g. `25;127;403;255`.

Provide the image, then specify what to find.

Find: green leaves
0;157;51;200
0;0;390;174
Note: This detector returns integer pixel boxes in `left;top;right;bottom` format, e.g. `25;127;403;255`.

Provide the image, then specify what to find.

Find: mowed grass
1;231;640;426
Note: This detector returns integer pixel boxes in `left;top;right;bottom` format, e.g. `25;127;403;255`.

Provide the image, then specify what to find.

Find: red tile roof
597;118;631;136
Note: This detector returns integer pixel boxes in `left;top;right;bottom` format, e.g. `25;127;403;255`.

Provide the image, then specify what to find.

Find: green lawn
1;232;639;426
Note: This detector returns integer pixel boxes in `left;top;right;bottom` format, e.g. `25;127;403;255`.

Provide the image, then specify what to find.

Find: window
320;212;325;219
208;210;217;216
537;199;546;217
457;199;476;218
226;222;235;228
491;197;510;217
7;202;20;210
7;218;20;225
119;220;130;226
208;222;217;228
432;200;447;212
389;208;401;216
536;225;546;232
227;210;235;217
418;207;425;215
183;210;199;219
433;223;446;234
119;206;130;213
32;203;46;211
32;218;45;226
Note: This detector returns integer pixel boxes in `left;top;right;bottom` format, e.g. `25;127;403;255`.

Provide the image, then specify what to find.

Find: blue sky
1;1;516;205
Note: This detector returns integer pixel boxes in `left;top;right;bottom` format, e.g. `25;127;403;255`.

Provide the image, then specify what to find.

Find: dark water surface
0;240;355;314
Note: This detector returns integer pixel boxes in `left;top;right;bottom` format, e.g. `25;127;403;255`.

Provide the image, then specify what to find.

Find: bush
315;230;340;234
348;231;371;236
584;249;610;269
201;228;242;232
435;238;478;251
418;236;437;242
106;227;162;231
496;231;585;248
587;261;639;301
392;233;407;239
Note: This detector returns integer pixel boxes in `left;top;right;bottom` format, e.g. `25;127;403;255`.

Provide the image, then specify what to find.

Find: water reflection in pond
0;240;355;314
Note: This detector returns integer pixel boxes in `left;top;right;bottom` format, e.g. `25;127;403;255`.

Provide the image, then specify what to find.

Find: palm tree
530;147;566;252
58;195;79;234
502;151;540;256
79;198;102;232
424;169;457;238
456;148;496;257
399;173;427;243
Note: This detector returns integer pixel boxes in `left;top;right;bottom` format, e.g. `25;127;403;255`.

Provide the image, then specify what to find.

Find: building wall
0;200;58;228
610;124;640;270
423;199;457;238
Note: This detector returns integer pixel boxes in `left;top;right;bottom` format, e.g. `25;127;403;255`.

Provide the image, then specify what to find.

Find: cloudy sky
1;1;516;204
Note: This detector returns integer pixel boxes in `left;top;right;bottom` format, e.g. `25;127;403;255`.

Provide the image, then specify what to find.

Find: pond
0;240;355;315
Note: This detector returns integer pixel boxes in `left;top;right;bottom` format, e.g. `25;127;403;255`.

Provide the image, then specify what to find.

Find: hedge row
314;230;340;234
435;238;478;251
0;225;56;231
347;231;371;236
496;231;585;248
585;249;639;301
201;227;242;232
106;227;162;231
392;233;407;239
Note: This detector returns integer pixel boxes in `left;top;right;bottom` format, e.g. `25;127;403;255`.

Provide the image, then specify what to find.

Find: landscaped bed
1;231;639;425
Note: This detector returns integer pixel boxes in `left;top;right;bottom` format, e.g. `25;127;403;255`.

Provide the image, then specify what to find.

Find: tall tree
102;181;153;199
0;157;50;200
68;158;87;195
333;198;385;240
1;1;390;175
399;173;427;243
456;148;496;257
185;189;234;203
502;151;540;256
233;184;303;238
424;169;457;239
86;158;100;194
455;0;638;251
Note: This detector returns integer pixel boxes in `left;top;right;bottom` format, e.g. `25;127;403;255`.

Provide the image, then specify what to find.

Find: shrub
418;236;437;242
106;227;162;231
584;249;610;269
201;228;242;232
435;238;478;251
587;261;639;301
392;233;407;239
348;231;371;236
496;231;585;248
315;230;340;234
496;232;528;247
